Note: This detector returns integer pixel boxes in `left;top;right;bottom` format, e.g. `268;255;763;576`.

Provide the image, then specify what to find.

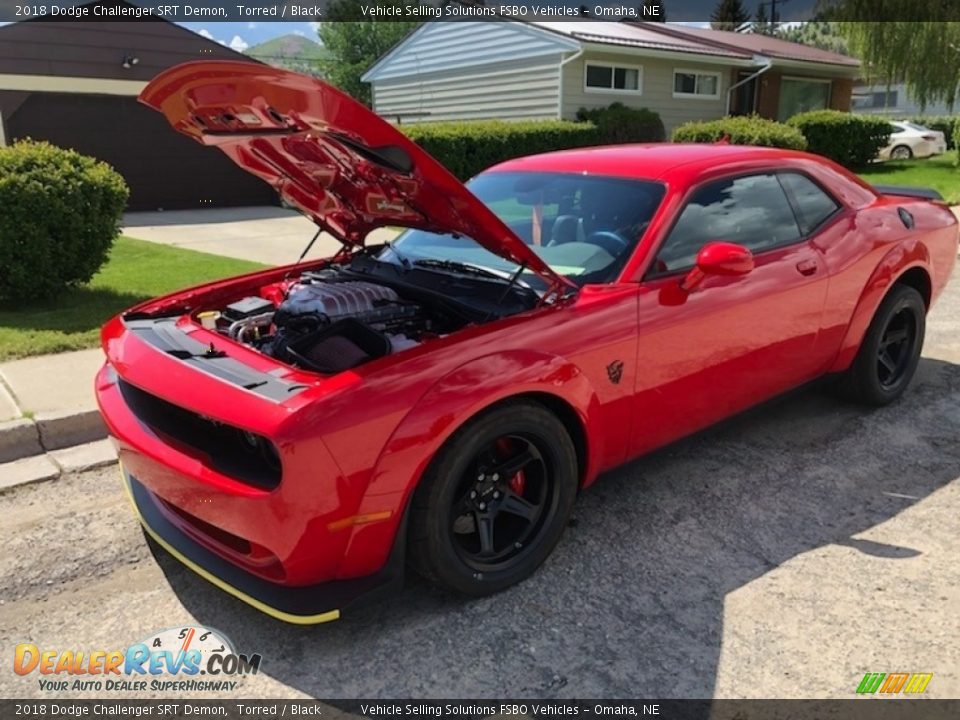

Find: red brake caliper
495;437;526;496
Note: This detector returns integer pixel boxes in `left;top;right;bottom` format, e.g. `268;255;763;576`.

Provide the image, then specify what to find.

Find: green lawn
857;153;960;204
0;237;266;361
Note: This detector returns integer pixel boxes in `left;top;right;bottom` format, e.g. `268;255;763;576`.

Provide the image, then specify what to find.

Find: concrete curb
0;439;117;495
36;409;107;451
0;347;108;462
0;410;106;463
0;418;43;463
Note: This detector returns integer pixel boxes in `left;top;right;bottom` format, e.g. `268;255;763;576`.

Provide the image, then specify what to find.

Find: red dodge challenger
96;62;958;623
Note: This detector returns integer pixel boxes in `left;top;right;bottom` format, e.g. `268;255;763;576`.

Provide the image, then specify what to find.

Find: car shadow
152;356;960;699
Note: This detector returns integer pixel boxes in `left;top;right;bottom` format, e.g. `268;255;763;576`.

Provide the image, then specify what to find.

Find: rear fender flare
829;241;931;373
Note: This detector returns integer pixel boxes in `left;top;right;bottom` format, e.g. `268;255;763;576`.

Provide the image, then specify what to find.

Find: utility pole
756;0;789;31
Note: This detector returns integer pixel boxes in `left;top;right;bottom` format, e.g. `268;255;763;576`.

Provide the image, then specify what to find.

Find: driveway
123;206;397;266
2;270;959;700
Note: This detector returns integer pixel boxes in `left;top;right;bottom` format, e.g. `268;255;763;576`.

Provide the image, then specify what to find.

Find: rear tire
890;145;913;160
408;401;578;596
838;284;925;406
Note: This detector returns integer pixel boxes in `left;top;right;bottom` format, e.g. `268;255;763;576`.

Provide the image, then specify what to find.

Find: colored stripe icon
857;672;933;694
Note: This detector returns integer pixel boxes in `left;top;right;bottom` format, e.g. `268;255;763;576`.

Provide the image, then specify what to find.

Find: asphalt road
2;269;959;701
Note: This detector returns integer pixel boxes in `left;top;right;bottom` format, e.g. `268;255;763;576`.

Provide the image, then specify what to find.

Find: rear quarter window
779;172;840;236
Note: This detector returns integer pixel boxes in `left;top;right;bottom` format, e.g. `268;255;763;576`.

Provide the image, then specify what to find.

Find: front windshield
379;172;665;286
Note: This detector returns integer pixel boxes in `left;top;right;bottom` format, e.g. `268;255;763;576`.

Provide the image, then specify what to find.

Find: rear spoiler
873;184;944;201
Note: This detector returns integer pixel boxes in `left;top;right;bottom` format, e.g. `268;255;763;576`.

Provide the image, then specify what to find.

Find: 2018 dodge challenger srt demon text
96;61;958;623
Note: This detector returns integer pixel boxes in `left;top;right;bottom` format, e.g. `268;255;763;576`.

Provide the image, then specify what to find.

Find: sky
179;22;320;52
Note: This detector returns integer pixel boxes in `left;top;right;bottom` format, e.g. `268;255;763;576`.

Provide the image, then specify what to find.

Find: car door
627;171;833;457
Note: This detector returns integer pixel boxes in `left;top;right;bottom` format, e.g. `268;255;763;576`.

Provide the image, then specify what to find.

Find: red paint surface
98;64;958;590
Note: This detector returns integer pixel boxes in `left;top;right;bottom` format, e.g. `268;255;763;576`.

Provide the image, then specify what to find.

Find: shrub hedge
400;120;600;180
671;115;808;150
0;140;128;303
955;122;960;164
575;103;665;144
787;110;891;168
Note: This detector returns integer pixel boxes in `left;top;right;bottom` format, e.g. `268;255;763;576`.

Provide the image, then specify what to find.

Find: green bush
575;103;665;144
671;115;808;150
0;140;128;303
400;120;600;180
787;110;891;168
899;116;959;151
955;122;960;164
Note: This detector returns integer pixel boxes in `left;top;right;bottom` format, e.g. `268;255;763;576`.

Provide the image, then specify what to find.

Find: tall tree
752;4;774;34
778;21;849;55
710;0;751;30
317;0;421;106
824;2;960;110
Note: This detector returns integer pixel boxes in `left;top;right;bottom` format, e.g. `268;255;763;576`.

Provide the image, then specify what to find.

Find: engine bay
196;266;481;374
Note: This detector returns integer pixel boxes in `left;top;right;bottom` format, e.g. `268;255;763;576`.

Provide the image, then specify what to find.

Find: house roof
648;23;860;68
531;21;752;60
0;0;258;82
363;20;861;85
532;21;858;69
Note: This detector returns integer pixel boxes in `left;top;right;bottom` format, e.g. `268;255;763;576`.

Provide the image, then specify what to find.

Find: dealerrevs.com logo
13;626;262;693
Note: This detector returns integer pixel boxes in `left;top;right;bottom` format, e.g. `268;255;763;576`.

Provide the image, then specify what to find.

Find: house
853;81;958;117
362;21;861;133
0;1;276;210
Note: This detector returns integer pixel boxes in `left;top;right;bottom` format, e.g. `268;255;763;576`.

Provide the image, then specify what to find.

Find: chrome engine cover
280;281;400;319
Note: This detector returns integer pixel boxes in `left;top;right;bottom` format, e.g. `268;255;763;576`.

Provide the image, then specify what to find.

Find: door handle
796;259;818;276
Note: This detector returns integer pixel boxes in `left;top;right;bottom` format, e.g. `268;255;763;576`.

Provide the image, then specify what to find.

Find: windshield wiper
384;239;411;269
413;258;511;282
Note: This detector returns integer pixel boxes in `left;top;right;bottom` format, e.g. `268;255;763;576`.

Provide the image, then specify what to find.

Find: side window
654;173;801;273
778;172;840;235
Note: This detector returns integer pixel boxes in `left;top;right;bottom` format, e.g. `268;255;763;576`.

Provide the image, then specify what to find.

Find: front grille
162;499;252;555
118;379;281;489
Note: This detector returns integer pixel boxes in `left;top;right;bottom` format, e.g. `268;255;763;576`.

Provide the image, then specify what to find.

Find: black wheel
839;284;925;406
890;145;913;160
408;401;578;596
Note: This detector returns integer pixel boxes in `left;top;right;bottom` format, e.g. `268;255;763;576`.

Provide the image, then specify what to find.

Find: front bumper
121;465;405;624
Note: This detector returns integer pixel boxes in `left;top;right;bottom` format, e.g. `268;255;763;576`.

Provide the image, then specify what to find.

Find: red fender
336;350;603;575
829;241;931;374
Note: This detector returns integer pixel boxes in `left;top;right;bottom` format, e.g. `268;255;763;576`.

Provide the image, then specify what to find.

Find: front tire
839;284;925;406
408;401;578;596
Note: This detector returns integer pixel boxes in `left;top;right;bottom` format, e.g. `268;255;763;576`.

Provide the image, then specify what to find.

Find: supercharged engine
207;274;445;373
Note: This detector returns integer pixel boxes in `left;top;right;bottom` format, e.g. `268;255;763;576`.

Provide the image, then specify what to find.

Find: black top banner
0;0;958;23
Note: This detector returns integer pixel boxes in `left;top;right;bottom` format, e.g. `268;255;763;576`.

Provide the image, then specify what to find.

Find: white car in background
879;121;948;160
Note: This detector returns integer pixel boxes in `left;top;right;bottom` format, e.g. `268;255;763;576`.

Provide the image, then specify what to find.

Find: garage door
7;92;279;211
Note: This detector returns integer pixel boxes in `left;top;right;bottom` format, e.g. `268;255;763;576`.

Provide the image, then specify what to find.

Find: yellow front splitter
119;465;341;625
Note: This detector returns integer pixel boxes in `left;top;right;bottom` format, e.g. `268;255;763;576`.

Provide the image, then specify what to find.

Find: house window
584;63;642;93
673;70;721;99
777;77;832;121
870;90;898;108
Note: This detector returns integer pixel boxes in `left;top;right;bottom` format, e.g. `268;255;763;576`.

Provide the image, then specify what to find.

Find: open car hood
139;61;572;289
